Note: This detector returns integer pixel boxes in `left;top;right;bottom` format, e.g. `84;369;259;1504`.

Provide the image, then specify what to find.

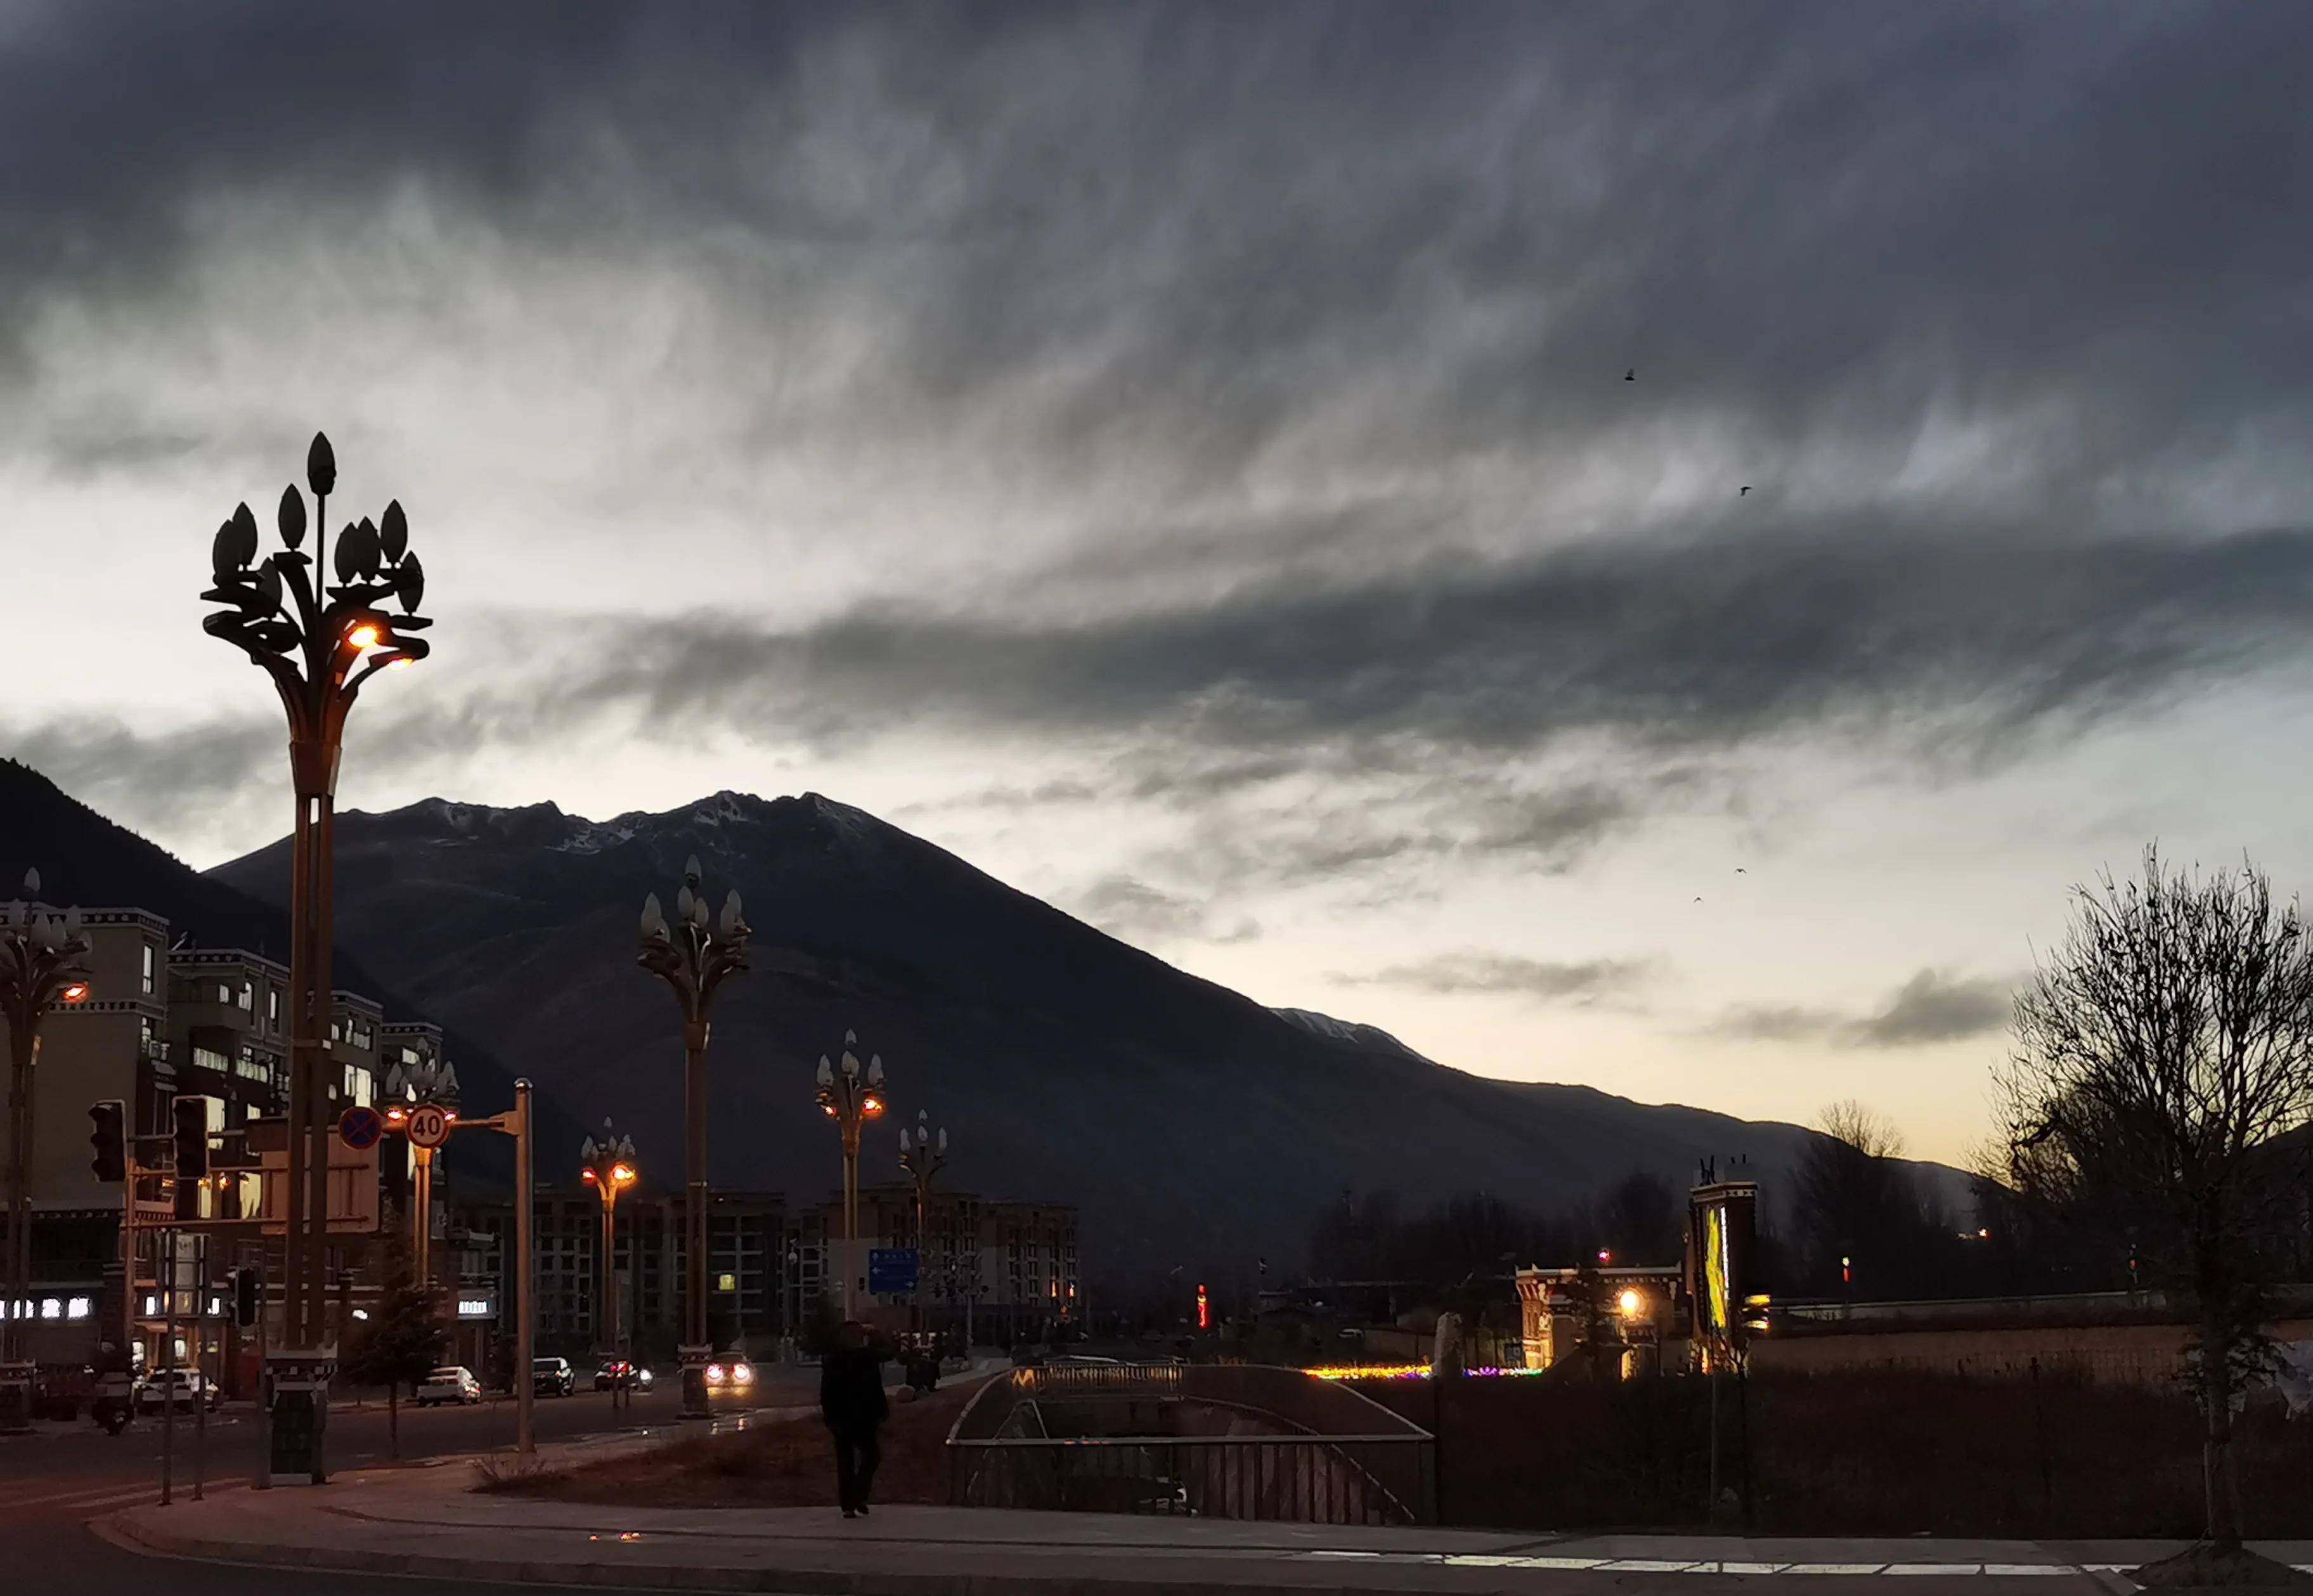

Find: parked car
417;1366;481;1406
532;1356;575;1396
133;1370;221;1413
591;1360;653;1392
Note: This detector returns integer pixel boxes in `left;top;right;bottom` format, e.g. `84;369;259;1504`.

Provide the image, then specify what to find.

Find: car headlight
732;1363;754;1385
705;1363;725;1384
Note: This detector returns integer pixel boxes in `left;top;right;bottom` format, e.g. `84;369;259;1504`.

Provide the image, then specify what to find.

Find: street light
897;1110;947;1338
0;873;92;1431
814;1032;884;1321
201;433;432;1485
579;1118;637;1385
382;1055;458;1297
635;855;748;1417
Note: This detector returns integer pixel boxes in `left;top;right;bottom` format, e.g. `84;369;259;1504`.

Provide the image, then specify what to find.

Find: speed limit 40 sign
406;1103;452;1148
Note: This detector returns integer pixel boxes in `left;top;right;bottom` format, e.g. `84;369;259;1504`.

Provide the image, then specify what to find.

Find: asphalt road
0;1375;827;1592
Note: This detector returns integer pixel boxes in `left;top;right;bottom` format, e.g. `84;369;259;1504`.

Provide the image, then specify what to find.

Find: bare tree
1793;1100;1933;1294
1996;847;2313;1557
1819;1100;1905;1160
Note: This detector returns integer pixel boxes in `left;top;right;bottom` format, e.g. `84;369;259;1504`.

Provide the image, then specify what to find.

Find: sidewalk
98;1446;2313;1596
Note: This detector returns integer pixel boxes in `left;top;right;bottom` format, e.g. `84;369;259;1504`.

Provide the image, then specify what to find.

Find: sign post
867;1248;918;1299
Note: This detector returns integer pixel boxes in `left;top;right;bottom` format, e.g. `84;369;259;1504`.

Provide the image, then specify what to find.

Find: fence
947;1361;1435;1524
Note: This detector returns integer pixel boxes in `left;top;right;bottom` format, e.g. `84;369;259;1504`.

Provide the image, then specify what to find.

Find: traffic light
233;1268;261;1328
88;1100;126;1182
173;1095;210;1178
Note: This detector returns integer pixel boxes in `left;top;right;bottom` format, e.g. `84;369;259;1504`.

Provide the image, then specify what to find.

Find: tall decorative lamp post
897;1109;946;1337
813;1032;884;1321
579;1119;637;1380
201;432;432;1484
381;1056;458;1296
0;874;91;1431
636;856;748;1418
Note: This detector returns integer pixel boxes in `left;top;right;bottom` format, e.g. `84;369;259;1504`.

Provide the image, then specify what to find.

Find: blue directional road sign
337;1105;384;1151
867;1248;919;1295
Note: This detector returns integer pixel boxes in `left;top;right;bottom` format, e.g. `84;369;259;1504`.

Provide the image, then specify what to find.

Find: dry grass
486;1382;985;1509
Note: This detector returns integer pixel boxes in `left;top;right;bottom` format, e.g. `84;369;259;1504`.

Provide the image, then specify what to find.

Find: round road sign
337;1105;384;1151
406;1103;452;1149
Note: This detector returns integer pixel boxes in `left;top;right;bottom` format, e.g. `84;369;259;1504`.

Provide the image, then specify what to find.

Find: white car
134;1370;221;1413
417;1366;481;1406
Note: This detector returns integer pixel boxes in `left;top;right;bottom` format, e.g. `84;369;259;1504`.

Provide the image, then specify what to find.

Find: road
0;1375;826;1592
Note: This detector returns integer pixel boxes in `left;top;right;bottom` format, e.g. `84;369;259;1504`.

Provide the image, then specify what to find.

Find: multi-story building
463;1188;791;1361
459;1181;1083;1359
3;897;452;1388
807;1184;1079;1344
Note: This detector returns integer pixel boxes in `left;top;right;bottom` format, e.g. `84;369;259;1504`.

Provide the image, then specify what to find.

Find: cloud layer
3;3;2310;1156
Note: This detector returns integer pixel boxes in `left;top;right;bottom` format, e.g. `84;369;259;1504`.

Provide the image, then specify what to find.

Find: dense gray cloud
5;1;2310;517
6;0;2313;976
527;521;2313;767
1711;969;2019;1049
1338;950;1654;1004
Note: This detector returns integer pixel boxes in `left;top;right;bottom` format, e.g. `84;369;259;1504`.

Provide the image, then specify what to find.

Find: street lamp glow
202;451;439;1399
581;1119;640;1383
817;1028;888;1320
1617;1288;1643;1317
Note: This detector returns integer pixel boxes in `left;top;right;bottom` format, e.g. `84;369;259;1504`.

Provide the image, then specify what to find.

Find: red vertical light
1196;1282;1209;1330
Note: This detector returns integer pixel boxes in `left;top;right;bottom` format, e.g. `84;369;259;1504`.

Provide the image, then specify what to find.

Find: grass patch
488;1382;983;1509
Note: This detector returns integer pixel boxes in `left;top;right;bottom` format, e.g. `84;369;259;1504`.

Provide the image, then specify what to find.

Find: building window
217;983;233;1004
238;980;253;1011
141;944;155;996
268;989;280;1033
193;1045;231;1075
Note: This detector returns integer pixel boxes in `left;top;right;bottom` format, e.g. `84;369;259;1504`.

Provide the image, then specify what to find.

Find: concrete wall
1749;1318;2313;1384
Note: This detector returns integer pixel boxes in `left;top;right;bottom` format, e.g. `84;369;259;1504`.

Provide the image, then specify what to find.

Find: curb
91;1509;1687;1596
90;1509;2160;1596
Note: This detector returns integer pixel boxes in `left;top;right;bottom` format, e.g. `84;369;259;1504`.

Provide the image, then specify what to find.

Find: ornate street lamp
636;855;747;1417
382;1056;458;1299
201;432;432;1483
814;1032;884;1321
0;873;91;1429
897;1109;946;1337
579;1119;637;1380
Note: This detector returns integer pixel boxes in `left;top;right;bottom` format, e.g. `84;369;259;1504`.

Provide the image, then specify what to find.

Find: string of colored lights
1303;1364;1550;1380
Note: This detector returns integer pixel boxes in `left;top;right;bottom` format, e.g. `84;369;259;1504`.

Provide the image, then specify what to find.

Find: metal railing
947;1362;1435;1524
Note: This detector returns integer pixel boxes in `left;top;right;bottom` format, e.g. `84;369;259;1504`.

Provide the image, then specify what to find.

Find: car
133;1370;221;1413
702;1355;755;1394
417;1366;481;1406
591;1359;654;1392
531;1356;575;1397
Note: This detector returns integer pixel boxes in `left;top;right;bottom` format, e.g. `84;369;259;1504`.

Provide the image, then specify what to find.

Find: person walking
819;1320;889;1519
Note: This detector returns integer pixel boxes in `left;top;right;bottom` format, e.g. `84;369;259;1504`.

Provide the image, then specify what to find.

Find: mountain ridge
207;784;1884;1276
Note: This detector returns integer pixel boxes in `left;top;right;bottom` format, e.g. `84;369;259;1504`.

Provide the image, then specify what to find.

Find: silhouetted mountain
0;759;580;1186
209;786;1865;1276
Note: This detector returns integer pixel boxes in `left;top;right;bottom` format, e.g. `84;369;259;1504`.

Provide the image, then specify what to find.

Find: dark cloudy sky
6;1;2312;1162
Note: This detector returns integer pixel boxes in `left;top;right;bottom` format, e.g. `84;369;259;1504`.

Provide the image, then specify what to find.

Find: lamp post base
262;1348;334;1486
0;1361;34;1432
678;1344;710;1418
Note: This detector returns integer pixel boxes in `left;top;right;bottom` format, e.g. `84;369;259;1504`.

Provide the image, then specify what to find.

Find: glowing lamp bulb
1617;1288;1643;1317
347;623;382;649
58;982;90;1003
612;1164;633;1183
862;1096;883;1116
582;1168;597;1183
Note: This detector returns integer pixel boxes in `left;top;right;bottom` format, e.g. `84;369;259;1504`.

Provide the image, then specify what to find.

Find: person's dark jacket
819;1345;889;1430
